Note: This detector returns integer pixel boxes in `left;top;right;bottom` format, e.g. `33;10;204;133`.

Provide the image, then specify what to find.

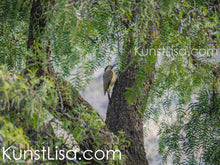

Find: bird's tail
108;93;110;101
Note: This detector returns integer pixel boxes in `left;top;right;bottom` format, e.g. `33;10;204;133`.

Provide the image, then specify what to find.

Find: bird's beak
112;64;116;68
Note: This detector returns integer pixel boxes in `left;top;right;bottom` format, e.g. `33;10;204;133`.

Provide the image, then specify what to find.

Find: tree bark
105;62;150;165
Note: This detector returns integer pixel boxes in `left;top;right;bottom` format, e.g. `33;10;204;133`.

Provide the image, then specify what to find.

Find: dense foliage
0;0;127;164
0;0;219;164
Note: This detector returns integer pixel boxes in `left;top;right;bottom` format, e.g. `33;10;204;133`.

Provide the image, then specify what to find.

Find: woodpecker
103;65;116;101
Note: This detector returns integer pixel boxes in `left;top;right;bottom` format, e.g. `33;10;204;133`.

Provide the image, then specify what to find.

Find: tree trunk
105;61;149;165
105;9;154;163
26;0;55;77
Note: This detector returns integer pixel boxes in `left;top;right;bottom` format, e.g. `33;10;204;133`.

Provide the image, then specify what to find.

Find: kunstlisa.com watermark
2;146;121;162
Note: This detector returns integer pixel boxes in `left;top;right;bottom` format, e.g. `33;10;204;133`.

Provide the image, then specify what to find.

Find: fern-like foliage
158;88;220;164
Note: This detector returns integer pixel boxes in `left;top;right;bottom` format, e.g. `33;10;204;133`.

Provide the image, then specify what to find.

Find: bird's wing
103;70;113;95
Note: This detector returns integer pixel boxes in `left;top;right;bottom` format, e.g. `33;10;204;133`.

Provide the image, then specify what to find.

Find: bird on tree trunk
103;65;116;101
